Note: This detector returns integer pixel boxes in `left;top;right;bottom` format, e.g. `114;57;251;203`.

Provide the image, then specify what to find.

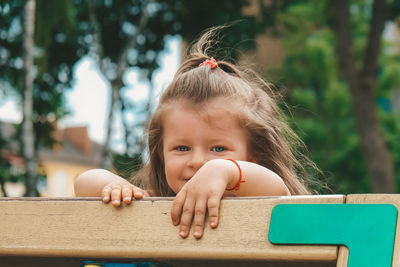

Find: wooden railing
1;194;399;267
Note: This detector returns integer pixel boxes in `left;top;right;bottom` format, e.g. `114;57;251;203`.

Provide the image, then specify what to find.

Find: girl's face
162;98;252;194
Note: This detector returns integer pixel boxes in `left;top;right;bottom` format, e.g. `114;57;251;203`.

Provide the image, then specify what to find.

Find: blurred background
0;0;399;197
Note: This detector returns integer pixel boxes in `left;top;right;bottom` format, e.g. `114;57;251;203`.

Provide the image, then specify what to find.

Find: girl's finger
192;199;207;239
102;186;112;203
122;185;133;204
111;185;122;207
171;189;186;225
133;186;144;199
178;196;196;238
207;195;221;228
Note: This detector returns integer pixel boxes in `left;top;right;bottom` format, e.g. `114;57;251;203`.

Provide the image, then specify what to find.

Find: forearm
74;169;129;197
213;160;290;197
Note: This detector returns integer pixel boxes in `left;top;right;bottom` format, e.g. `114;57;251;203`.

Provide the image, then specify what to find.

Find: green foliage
380;111;400;190
271;0;400;193
288;83;369;193
177;0;262;59
378;53;400;191
35;0;78;74
0;0;84;194
0;0;84;151
0;1;25;93
73;0;182;75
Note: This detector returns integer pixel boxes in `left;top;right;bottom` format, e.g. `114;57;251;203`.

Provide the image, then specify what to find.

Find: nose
188;149;208;170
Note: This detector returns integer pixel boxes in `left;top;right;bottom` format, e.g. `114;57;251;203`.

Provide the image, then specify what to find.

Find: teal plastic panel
269;204;397;267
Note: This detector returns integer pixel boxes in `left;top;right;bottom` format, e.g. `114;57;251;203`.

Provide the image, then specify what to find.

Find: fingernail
124;197;130;201
179;231;186;237
193;231;200;238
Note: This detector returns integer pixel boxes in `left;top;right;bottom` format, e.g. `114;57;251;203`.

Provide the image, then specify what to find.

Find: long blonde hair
132;28;314;196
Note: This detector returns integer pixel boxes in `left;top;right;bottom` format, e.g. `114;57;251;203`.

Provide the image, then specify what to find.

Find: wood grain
0;196;344;262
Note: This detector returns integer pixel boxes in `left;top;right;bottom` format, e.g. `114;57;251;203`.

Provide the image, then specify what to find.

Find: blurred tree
177;0;262;59
267;0;400;193
0;0;85;195
21;0;37;196
332;0;396;192
269;0;368;193
0;123;9;196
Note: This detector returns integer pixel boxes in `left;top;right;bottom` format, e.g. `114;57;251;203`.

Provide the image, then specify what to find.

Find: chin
171;186;181;195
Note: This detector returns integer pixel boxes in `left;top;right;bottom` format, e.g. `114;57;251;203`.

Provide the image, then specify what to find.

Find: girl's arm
74;169;147;206
223;160;290;197
171;159;290;239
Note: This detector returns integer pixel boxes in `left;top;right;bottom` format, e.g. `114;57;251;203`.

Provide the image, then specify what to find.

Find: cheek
163;159;181;193
247;152;256;163
245;145;257;163
165;178;183;195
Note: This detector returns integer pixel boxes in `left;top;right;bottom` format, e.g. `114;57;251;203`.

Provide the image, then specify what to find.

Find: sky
0;36;181;152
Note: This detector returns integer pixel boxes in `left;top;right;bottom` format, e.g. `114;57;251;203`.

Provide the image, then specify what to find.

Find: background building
0;122;102;197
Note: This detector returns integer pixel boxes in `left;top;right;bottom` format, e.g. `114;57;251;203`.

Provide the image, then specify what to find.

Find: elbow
282;185;291;196
73;174;83;197
73;170;92;197
279;178;291;196
273;174;291;196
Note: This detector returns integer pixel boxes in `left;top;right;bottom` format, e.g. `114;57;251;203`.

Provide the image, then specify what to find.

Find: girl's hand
170;159;237;239
102;181;144;207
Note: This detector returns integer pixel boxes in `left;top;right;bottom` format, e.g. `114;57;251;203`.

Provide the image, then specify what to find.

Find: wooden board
0;196;344;262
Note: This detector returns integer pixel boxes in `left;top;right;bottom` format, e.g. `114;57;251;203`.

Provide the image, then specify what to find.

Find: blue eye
212;146;226;152
176;146;190;151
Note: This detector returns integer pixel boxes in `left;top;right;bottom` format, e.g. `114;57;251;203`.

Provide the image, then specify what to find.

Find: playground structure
0;194;399;267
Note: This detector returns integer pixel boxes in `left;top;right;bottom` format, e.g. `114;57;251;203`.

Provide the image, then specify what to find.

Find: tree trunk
22;0;38;196
100;80;121;170
333;0;396;192
0;175;8;197
88;0;150;169
119;93;133;156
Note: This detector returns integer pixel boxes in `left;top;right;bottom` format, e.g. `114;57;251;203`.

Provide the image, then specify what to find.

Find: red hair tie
199;57;218;69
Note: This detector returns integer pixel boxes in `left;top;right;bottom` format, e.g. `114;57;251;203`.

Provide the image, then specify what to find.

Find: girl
74;29;313;239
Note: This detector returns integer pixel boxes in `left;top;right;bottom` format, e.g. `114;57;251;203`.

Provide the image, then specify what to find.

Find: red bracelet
225;159;245;191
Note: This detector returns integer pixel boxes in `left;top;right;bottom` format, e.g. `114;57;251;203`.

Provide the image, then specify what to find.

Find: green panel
268;204;397;267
